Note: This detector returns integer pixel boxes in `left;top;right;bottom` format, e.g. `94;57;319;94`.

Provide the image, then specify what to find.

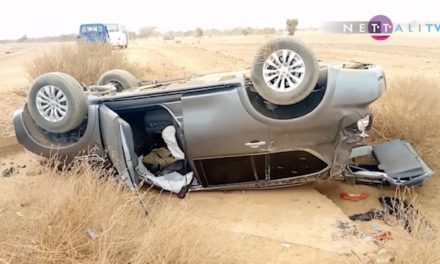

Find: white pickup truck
106;24;128;48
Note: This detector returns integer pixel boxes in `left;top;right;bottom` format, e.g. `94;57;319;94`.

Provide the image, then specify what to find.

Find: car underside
13;38;433;197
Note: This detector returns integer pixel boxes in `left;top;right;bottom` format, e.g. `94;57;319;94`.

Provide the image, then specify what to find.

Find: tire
251;37;319;105
27;72;88;133
97;69;139;92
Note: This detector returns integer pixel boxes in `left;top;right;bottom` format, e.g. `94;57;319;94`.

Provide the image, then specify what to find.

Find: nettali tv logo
321;15;440;41
365;15;392;40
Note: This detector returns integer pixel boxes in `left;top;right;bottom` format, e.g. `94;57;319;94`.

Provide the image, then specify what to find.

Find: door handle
245;140;267;149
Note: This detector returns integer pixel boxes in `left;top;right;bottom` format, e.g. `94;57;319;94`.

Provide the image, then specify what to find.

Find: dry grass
25;43;147;85
370;77;440;263
0;164;227;264
378;188;440;263
371;76;440;166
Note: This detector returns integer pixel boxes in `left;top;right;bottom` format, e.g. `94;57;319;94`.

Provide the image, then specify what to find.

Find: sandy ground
1;33;439;262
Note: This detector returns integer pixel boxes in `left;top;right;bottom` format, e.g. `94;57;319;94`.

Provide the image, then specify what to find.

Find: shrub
286;19;299;35
25;43;145;85
195;28;204;38
163;33;174;40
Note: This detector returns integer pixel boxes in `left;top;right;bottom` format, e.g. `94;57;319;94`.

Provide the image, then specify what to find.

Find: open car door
99;105;139;189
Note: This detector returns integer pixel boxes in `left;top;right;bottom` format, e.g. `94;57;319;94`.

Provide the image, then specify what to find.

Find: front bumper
346;140;433;186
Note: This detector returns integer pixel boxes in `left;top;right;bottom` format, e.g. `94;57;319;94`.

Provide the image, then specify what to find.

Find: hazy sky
1;0;439;39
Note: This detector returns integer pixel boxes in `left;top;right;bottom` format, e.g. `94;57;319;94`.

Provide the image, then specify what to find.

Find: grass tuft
25;43;147;85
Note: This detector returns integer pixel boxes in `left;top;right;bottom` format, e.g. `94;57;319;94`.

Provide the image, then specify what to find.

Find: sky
1;0;439;39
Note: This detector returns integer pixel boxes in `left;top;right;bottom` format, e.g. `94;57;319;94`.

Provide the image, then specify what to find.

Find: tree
286;19;299;35
260;27;276;35
138;26;157;38
163;32;174;40
128;31;137;40
195;28;203;37
18;34;28;42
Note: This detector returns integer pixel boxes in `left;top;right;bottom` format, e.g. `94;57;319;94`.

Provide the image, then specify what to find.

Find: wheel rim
108;80;124;92
262;49;306;92
36;85;69;122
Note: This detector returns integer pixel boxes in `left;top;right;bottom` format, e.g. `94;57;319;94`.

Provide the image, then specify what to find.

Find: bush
25;43;145;85
195;28;204;38
242;28;251;36
286;19;299;35
138;26;158;39
163;33;174;40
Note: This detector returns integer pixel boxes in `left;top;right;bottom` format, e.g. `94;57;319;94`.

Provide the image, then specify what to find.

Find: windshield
80;25;105;34
106;24;119;32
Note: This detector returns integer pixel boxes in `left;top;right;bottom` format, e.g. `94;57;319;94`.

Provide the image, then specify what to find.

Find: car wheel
27;72;88;133
97;69;139;92
251;37;319;105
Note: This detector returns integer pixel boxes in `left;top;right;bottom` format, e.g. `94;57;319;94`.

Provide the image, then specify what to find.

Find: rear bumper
110;40;126;46
13;105;103;160
346;140;433;186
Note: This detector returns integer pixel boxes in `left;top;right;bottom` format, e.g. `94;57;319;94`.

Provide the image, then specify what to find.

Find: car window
106;24;119;32
80;25;105;33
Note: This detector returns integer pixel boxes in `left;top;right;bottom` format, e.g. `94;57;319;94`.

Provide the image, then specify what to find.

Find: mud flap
346;140;433;186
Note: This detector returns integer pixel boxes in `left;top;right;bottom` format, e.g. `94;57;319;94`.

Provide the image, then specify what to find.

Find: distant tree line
0;34;77;43
132;26;281;40
1;19;301;43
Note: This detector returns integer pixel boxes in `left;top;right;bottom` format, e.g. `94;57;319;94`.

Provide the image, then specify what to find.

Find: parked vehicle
106;24;128;48
78;23;109;43
13;37;433;197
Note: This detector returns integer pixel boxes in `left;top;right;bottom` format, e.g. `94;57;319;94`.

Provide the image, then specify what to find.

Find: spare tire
97;69;139;92
27;72;88;133
251;37;319;105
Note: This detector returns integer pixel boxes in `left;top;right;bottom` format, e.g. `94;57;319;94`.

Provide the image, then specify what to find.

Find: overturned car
13;37;433;197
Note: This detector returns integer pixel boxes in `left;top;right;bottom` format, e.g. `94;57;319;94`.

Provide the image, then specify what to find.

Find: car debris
12;37;433;196
137;157;193;194
134;125;192;195
379;196;430;234
373;231;392;241
2;167;15;177
340;191;369;201
87;227;98;240
350;196;434;235
349;209;385;221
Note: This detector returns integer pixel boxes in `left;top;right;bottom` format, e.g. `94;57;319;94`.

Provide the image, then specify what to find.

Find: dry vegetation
375;188;440;263
369;77;440;263
0;164;229;264
371;77;440;162
25;43;147;85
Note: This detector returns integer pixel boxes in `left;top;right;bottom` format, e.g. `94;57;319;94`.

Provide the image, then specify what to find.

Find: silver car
13;37;433;197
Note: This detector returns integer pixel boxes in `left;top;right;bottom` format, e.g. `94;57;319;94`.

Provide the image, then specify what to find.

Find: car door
182;86;270;186
99;105;138;189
